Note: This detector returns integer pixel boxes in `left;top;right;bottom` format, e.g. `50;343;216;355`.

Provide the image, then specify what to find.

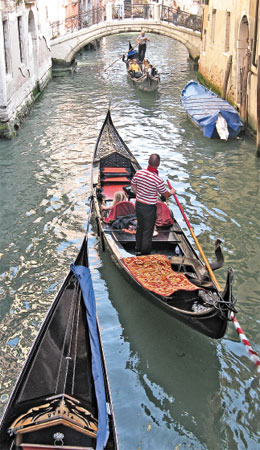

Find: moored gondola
0;236;118;450
122;42;160;92
181;80;243;139
91;110;237;339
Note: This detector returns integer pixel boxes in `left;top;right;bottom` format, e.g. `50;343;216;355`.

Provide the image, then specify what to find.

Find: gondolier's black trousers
138;44;146;62
135;201;156;255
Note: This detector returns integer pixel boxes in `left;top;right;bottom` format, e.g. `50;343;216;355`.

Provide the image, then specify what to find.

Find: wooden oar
167;179;221;291
104;44;138;72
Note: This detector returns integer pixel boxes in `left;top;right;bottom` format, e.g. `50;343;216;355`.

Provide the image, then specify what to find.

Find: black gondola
0;236;118;450
91;110;236;339
122;42;160;92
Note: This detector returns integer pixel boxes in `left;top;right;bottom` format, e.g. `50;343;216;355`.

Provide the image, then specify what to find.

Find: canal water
0;33;259;449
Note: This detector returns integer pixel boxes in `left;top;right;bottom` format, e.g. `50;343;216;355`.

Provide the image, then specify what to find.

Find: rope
230;312;260;373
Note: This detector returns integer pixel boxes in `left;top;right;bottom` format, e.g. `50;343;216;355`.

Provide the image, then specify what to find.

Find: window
2;20;11;73
211;9;216;44
225;11;231;52
17;16;25;63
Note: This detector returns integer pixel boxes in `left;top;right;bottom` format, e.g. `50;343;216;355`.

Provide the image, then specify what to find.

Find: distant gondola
181;80;243;139
0;236;118;450
123;42;160;92
91;110;236;339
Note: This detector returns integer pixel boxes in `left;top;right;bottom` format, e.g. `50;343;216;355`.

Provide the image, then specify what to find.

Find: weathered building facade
0;0;52;138
199;0;259;132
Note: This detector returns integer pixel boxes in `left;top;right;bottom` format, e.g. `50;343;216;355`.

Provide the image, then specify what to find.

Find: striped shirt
131;169;167;205
137;34;148;45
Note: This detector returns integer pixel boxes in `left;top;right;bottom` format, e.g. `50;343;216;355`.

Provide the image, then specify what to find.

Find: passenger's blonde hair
112;191;127;206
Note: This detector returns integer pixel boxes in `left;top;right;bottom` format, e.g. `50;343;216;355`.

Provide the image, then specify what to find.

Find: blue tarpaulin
181;81;243;139
70;264;109;450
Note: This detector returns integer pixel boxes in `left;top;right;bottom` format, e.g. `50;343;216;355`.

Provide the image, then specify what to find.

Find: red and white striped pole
230;312;260;373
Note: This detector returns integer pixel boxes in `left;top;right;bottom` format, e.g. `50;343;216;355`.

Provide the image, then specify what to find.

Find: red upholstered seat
105;201;135;223
156;202;174;227
102;184;129;200
102;167;129;174
103;176;129;183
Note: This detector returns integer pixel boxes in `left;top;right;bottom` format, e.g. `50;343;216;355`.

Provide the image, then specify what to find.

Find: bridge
50;4;202;72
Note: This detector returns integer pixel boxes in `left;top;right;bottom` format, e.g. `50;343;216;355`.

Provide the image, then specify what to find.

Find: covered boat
91;110;237;339
0;236;118;450
122;42;160;92
181;80;243;139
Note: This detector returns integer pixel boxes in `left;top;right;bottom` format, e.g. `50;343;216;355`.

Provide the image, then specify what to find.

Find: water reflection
91;234;223;449
91;219;259;449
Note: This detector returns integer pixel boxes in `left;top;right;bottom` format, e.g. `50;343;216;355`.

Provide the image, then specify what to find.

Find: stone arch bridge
50;5;201;71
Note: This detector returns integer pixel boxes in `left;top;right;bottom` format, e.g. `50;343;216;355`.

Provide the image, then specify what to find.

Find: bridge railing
112;4;155;20
160;6;202;32
50;7;106;39
50;4;202;40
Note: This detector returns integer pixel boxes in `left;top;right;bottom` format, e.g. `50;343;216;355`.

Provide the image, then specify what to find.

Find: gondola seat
103;176;130;183
104;201;135;223
102;167;130;175
102;183;131;200
101;167;131;182
101;167;132;200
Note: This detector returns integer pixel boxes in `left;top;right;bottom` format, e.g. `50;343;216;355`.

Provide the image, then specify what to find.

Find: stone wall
199;0;258;132
0;1;52;138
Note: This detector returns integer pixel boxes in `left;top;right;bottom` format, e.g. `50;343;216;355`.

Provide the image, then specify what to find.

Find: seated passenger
128;59;142;78
102;191;127;212
147;64;153;76
155;201;174;227
142;58;150;72
103;191;135;223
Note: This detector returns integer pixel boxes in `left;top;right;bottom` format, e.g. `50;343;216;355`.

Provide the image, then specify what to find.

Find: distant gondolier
136;31;150;62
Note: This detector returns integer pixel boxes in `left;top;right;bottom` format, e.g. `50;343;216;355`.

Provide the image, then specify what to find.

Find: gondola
181;80;243;139
122;43;160;92
0;236;118;450
91;110;237;339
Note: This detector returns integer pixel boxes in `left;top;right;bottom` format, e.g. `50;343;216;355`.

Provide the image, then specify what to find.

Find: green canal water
0;33;259;449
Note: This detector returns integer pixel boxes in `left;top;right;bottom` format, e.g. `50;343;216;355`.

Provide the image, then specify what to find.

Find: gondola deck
91;110;237;339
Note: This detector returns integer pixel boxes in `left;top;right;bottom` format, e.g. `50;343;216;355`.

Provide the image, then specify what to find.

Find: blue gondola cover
181;80;243;139
71;264;109;450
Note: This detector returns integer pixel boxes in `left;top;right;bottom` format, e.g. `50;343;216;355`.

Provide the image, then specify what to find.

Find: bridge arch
51;20;201;69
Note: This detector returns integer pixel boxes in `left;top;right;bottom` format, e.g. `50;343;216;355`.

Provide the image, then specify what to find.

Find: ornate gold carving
9;395;98;439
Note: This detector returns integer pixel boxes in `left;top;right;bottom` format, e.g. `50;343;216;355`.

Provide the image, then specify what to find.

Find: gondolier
136;31;150;62
131;154;175;255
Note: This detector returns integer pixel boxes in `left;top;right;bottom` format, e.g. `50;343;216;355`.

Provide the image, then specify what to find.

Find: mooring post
257;56;260;156
240;50;250;125
222;55;232;100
